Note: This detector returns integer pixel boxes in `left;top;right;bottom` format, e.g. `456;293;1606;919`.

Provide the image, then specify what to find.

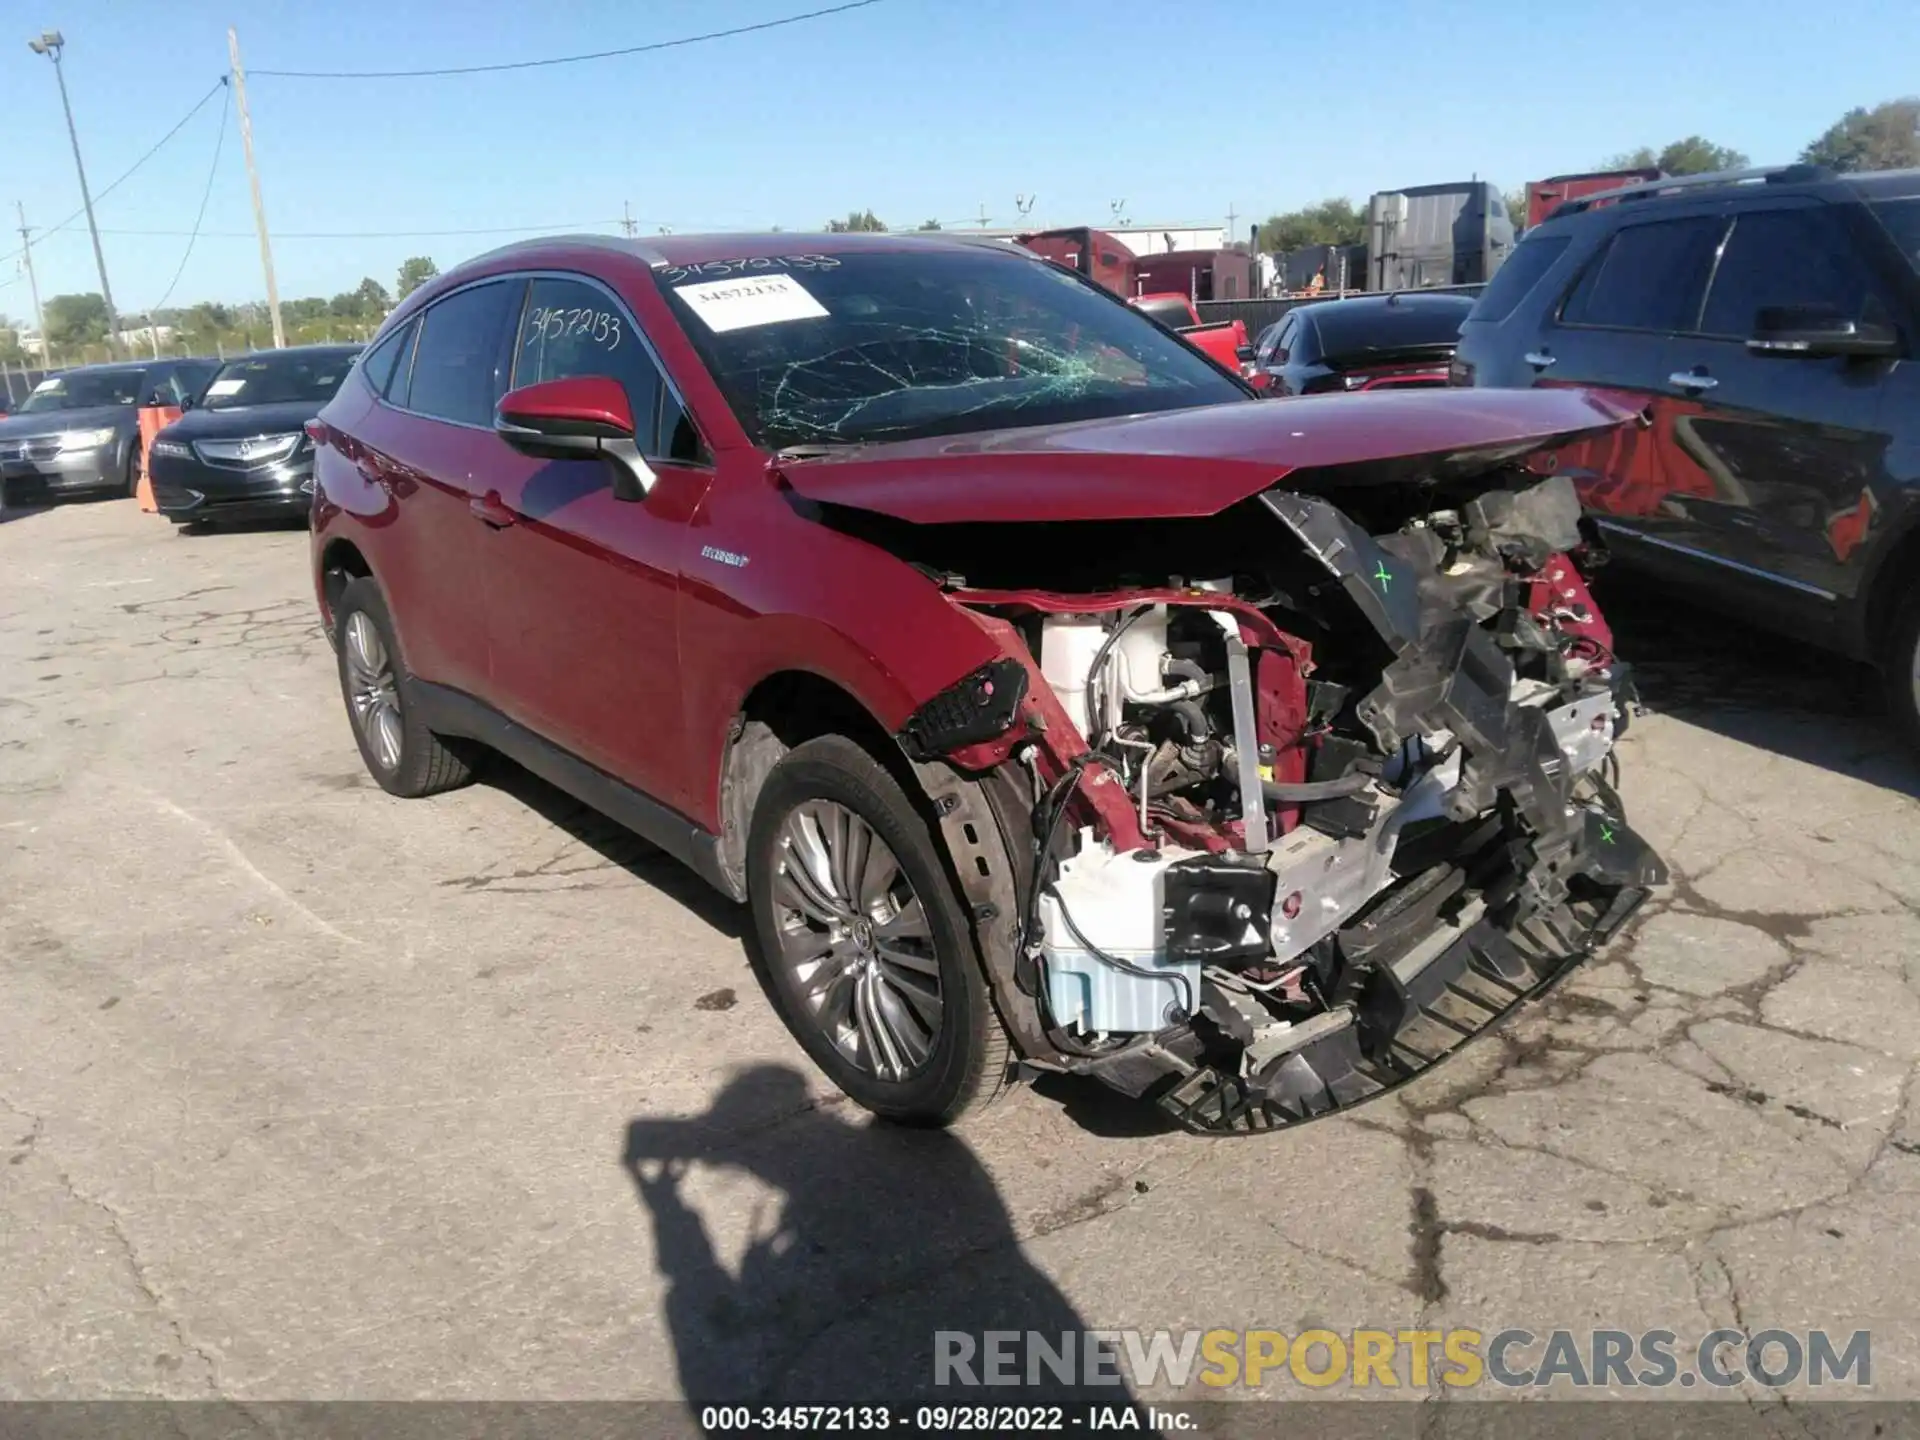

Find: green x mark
1599;823;1617;845
1372;561;1393;592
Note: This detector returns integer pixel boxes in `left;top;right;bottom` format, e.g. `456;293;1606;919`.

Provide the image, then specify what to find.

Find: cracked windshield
663;249;1247;449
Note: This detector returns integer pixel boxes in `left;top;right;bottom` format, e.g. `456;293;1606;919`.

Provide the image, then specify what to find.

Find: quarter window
405;282;518;426
360;320;412;398
513;277;697;460
1558;216;1723;333
1698;208;1875;338
1470;233;1570;322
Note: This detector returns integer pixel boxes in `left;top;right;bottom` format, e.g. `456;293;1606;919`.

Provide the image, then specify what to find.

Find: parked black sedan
0;358;217;505
148;344;361;528
1254;291;1475;395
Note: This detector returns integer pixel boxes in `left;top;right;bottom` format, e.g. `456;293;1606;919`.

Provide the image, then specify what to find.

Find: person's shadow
622;1065;1140;1416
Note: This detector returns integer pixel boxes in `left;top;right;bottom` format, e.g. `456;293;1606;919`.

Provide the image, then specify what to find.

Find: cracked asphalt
3;500;1918;1410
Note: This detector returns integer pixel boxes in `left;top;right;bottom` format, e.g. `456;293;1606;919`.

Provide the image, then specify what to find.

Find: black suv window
1559;216;1723;333
1471;233;1570;322
512;276;682;456
1699;207;1875;338
405;282;518;426
1869;196;1920;274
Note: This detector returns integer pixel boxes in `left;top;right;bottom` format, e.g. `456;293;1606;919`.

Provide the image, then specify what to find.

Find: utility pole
28;31;119;355
1225;202;1237;240
14;202;48;365
976;202;989;229
228;28;285;349
620;202;637;237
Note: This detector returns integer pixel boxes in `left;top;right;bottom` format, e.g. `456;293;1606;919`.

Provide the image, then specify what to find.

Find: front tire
745;735;1010;1125
332;577;475;798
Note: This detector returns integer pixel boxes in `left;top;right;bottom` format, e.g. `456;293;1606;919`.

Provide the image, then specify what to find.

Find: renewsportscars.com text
934;1328;1872;1390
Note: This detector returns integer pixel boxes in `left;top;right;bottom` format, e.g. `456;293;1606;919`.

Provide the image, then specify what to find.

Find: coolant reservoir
1040;616;1108;739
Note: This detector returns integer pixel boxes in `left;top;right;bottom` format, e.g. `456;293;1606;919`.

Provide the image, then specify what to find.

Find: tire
332;577;475;798
1884;583;1920;757
125;443;141;498
745;735;1011;1126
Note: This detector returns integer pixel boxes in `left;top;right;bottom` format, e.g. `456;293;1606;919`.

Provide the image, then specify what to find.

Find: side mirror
1748;305;1900;360
496;375;655;500
178;394;195;412
1235;344;1256;364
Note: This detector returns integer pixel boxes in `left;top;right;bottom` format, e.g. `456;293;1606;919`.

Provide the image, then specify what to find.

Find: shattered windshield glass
660;249;1248;449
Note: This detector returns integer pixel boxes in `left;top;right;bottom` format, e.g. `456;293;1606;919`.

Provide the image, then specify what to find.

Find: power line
146;80;232;316
0;78;227;268
94;222;625;240
251;0;889;79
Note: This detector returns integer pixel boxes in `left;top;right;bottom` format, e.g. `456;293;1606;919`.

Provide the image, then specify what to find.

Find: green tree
1255;198;1364;253
917;219;942;231
396;256;440;298
328;276;391;320
1802;98;1920;173
0;326;24;364
1504;188;1528;230
45;293;110;348
826;209;887;233
1601;137;1748;176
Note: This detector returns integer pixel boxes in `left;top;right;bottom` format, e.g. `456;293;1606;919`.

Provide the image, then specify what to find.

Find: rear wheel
332;578;476;798
745;735;1009;1125
125;443;141;498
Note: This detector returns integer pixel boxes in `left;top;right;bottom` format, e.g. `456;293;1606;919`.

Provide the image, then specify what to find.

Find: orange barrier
134;404;181;513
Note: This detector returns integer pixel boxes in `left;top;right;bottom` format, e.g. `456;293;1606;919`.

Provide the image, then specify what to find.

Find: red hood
776;388;1635;525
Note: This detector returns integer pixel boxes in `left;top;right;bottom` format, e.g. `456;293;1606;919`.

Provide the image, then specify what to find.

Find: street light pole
14;202;49;364
28;30;120;356
228;28;286;349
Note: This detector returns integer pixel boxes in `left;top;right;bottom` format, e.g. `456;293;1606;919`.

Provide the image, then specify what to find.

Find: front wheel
745;736;1010;1125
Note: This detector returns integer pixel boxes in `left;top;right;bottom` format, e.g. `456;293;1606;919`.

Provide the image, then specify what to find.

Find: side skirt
411;681;744;903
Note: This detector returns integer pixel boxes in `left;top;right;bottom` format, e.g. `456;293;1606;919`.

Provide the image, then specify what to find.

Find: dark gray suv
1453;165;1920;747
0;357;218;506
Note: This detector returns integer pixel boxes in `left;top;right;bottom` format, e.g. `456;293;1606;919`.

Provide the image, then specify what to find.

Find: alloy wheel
344;611;404;773
771;800;944;1081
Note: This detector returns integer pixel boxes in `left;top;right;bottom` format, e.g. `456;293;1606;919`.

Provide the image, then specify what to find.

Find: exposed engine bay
884;467;1666;1134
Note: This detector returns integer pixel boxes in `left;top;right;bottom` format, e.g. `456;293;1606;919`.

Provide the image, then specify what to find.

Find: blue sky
2;0;1916;316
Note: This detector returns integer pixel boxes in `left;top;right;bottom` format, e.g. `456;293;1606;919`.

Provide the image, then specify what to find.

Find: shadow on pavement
476;756;746;939
623;1064;1140;1414
0;502;52;526
1600;576;1920;799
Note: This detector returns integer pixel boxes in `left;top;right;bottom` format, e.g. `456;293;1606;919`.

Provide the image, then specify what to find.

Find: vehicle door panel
1531;213;1726;556
357;283;521;696
1659;202;1898;601
477;275;711;815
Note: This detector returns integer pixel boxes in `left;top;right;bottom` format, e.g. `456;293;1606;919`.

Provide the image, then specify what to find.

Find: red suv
310;233;1663;1134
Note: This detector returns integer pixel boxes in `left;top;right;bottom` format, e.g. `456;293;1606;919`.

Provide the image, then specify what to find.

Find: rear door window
404;282;519;426
1698;207;1877;338
1558;216;1724;333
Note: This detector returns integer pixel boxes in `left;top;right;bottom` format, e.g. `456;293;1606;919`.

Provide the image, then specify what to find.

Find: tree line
1256;96;1920;253
0;255;443;371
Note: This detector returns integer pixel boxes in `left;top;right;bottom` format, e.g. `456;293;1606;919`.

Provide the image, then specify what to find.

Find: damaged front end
888;465;1666;1135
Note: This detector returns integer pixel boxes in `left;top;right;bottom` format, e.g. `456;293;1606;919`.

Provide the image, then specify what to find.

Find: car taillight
1448;358;1475;387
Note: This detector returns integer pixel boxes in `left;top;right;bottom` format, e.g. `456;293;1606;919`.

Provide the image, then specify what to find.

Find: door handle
469;491;517;528
1668;369;1719;394
1523;350;1556;370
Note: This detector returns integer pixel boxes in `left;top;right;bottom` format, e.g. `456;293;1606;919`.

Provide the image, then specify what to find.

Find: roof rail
1546;163;1833;221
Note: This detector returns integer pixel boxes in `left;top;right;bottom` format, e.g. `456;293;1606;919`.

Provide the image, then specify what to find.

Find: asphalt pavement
3;499;1917;1415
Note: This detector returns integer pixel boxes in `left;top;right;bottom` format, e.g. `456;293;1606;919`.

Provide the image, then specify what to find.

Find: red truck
1523;168;1662;229
1016;227;1256;380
